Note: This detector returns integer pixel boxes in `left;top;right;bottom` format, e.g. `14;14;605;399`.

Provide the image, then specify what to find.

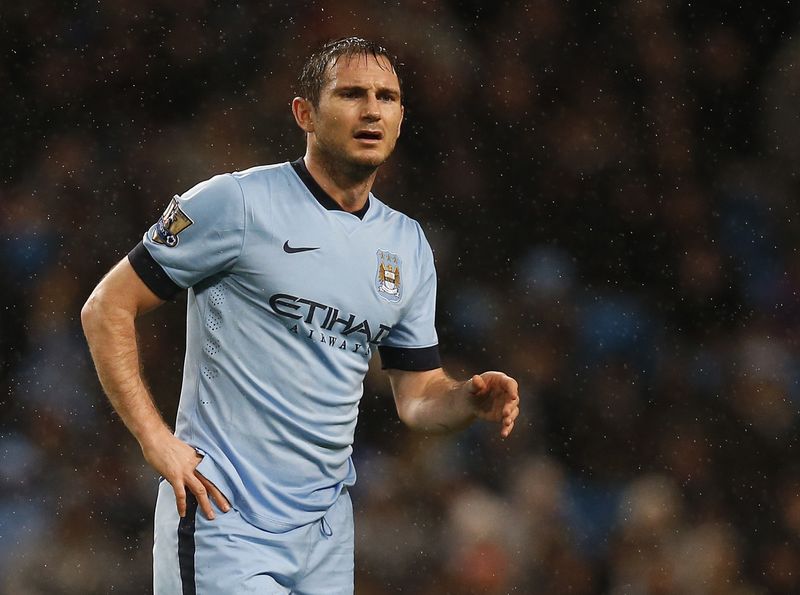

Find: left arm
387;368;520;438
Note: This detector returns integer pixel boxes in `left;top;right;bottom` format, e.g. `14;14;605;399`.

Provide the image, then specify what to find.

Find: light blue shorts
152;479;354;594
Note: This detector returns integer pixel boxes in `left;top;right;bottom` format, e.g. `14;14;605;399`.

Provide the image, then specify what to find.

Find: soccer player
81;37;520;594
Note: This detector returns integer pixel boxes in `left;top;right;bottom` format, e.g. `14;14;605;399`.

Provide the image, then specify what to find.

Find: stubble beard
316;138;393;187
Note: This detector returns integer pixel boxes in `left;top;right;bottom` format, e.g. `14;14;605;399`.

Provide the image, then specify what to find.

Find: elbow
393;395;416;428
80;292;101;338
81;288;113;340
395;395;429;431
396;405;415;429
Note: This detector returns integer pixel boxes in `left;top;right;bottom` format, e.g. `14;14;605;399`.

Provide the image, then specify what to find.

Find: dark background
3;1;800;593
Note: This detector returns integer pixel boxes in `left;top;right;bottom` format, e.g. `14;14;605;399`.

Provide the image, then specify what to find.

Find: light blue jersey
129;159;440;532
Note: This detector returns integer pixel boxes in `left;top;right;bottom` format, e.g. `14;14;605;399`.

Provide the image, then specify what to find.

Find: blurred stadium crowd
3;1;800;593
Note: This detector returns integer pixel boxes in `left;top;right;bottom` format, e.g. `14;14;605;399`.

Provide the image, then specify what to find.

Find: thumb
468;374;486;395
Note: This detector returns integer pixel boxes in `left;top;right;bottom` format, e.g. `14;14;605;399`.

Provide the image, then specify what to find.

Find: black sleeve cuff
127;241;183;300
378;345;441;371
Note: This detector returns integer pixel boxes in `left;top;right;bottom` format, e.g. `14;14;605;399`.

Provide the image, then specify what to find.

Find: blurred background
3;0;800;593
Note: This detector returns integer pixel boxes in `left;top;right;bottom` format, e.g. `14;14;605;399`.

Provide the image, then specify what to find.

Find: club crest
376;249;402;303
152;196;193;247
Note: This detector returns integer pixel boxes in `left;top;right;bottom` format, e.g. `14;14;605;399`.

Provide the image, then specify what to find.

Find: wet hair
297;37;401;107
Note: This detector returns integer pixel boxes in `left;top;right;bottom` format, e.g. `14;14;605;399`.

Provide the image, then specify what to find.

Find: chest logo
376;249;402;303
283;241;320;254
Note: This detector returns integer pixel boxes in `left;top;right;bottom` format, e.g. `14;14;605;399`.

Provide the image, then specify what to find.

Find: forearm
81;293;170;447
82;259;228;518
394;371;477;433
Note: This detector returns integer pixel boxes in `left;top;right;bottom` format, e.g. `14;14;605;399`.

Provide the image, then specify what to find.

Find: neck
303;148;377;213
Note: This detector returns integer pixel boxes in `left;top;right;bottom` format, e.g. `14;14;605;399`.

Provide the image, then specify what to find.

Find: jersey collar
290;158;370;220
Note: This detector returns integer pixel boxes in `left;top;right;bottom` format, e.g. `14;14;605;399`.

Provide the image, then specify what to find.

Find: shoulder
229;162;292;190
226;162;304;208
186;162;291;197
371;196;427;237
175;172;243;215
369;196;435;268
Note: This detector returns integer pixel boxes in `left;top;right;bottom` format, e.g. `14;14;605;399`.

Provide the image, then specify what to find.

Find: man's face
308;53;404;171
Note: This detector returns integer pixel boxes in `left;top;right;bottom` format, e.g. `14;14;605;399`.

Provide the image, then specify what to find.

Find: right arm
81;257;228;519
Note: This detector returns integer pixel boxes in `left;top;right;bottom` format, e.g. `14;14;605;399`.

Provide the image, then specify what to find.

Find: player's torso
224;163;419;365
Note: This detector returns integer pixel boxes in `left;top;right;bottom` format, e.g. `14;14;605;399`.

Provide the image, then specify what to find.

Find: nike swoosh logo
283;241;320;254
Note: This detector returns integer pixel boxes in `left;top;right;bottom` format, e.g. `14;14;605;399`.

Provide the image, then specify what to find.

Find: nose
362;92;380;121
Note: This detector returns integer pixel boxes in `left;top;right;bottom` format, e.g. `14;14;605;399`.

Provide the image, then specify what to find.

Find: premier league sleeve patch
376;249;402;303
151;196;194;247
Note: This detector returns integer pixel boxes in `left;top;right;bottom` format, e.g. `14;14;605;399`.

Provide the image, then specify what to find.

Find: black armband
378;345;441;371
127;241;183;300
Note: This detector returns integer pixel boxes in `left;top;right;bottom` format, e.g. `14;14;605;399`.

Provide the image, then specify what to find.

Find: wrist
136;421;173;453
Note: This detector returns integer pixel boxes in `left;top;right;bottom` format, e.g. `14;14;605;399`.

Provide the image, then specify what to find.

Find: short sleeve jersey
129;160;440;532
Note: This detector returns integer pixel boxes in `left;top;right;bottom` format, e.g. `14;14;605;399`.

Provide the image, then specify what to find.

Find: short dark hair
297;37;401;107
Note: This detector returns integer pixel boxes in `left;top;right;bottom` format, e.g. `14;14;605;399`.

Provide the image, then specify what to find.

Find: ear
291;97;315;133
397;104;404;137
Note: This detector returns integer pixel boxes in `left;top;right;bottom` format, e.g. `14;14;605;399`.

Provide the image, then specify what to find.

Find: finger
501;420;515;438
186;476;215;520
209;484;232;513
501;377;519;398
503;401;520;419
196;472;231;513
172;481;187;518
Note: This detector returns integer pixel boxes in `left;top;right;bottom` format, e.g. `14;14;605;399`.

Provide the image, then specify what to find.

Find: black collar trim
290;158;369;220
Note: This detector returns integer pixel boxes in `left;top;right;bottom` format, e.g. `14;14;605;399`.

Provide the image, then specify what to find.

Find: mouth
353;130;384;143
